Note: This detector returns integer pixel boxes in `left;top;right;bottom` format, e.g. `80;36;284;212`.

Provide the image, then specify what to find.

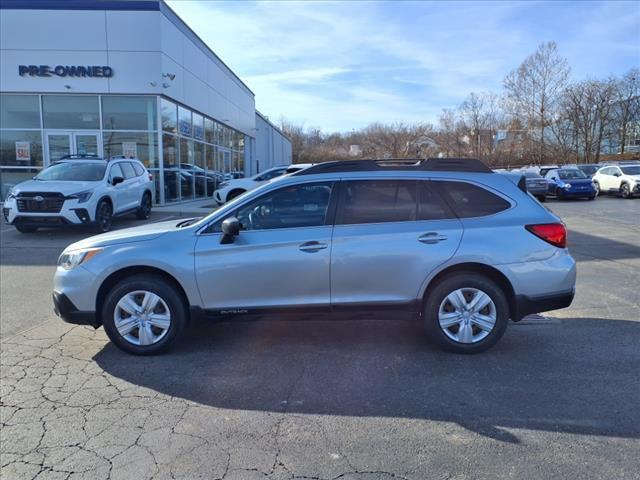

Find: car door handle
418;232;448;244
299;241;328;252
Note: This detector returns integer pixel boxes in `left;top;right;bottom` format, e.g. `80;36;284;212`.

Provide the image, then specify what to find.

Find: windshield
35;162;106;181
578;165;599;175
524;171;542;178
621;166;640;175
558;169;587;180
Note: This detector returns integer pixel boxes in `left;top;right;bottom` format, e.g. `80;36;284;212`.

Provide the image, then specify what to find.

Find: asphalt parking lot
1;196;639;479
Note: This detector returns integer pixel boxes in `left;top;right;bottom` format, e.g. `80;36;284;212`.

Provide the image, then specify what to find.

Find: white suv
3;155;154;233
592;164;640;198
214;164;313;204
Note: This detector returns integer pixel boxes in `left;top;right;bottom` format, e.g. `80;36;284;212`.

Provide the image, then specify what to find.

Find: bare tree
360;122;437;158
504;41;571;163
612;68;640;154
563;79;617;163
436;109;466;157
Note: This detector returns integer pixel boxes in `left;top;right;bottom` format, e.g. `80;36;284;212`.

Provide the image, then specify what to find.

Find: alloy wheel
114;290;172;346
438;287;497;344
98;203;112;232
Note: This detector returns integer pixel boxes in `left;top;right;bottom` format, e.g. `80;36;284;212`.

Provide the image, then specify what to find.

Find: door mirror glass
112;176;124;186
613;172;621;177
220;216;240;244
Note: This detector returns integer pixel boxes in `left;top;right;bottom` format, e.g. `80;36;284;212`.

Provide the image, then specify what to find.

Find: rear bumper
53;291;99;328
513;289;575;321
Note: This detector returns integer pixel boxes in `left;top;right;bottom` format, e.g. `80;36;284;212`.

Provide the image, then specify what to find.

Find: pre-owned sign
18;65;113;78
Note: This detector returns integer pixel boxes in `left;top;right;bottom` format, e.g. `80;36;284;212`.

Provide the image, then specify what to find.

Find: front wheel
136;192;152;219
593;181;600;197
620;183;632;199
15;224;38;233
423;273;509;354
101;275;187;355
94;200;113;233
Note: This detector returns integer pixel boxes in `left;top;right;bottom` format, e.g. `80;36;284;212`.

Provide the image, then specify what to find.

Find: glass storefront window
162;134;178;169
0;167;40;199
0;95;40;129
161;98;177;133
102;96;157;131
0;130;43;167
102;131;158;168
193;113;204;140
214;122;222;146
163;169;180;203
206;144;216;171
179;138;194;165
148;169;161;204
178;106;192;137
194;141;205;168
42;95;99;129
205;118;214;144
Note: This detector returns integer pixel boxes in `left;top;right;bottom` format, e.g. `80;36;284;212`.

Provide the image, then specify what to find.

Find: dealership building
0;0;292;204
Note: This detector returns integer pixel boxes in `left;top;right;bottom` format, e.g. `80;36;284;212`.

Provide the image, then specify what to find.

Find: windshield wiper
176;218;201;228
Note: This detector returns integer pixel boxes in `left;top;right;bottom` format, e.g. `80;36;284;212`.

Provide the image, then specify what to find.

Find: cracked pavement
1;198;639;479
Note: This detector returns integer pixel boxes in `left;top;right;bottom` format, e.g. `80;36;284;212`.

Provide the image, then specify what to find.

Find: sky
167;0;640;132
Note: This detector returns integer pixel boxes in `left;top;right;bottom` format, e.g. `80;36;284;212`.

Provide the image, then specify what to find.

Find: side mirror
112;176;124;186
614;172;621;177
220;216;240;244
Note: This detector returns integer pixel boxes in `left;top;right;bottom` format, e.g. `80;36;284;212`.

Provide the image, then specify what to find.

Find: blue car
544;168;597;200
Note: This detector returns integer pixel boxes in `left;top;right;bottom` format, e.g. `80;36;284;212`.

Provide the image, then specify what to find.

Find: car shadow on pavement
567;230;640;262
93;316;640;444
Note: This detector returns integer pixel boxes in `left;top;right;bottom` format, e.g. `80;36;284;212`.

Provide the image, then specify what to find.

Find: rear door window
337;180;417;225
120;162;136;179
418;181;455;220
435;181;510;218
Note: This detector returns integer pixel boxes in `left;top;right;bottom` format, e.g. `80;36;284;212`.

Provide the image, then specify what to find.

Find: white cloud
167;0;639;132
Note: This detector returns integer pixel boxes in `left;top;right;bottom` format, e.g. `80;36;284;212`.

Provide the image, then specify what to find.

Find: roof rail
293;157;492;176
108;155;138;161
59;154;102;160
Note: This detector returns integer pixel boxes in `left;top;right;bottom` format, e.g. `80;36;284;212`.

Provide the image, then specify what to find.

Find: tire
15;224;38;233
537;195;546;203
101;274;188;355
94;200;113;233
620;183;632;199
587;195;596;201
556;189;565;201
593;181;600;197
423;273;509;354
136;192;152;220
226;189;245;202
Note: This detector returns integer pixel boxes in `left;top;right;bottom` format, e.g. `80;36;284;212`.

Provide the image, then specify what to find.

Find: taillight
148;173;153;181
525;223;567;248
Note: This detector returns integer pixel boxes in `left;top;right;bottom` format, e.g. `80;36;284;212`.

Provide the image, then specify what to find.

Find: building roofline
0;0;255;97
255;110;290;142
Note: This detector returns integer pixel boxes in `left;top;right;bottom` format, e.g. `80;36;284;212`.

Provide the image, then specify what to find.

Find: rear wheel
15;224;38;233
423;273;509;354
101;274;187;355
136;192;152;219
94;200;113;233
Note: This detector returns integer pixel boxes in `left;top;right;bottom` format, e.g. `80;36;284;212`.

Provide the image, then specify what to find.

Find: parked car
575;164;600;178
544;168;596;200
592;164;640;198
213;163;314;204
3;155;153;233
53;158;576;355
538;165;559;177
517;170;548;202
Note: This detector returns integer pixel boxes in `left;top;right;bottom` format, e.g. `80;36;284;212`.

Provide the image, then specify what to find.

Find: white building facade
0;0;291;204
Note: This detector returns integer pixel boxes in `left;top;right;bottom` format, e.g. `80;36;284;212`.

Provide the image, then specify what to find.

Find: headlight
219;181;230;189
69;190;93;203
563;183;572;189
5;189;17;201
58;247;102;270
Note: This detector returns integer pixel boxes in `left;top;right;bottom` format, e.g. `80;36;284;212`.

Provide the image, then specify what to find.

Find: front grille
16;192;65;213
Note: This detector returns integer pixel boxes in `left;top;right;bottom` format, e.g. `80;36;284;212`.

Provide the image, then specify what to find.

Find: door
46;132;101;164
598;167;615;191
330;179;463;307
194;181;336;311
118;161;142;210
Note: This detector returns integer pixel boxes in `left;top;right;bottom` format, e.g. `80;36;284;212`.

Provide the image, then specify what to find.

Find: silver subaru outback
53;158;576;355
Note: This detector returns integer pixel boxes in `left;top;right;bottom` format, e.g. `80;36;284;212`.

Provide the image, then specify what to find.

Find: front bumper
3;198;94;226
53;291;99;328
513;289;575;321
563;187;596;197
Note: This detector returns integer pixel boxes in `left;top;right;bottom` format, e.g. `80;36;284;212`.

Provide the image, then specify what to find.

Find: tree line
280;42;639;167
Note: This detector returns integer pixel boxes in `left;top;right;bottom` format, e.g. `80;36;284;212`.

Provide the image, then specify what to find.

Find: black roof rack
293;157;492;175
109;155;139;161
59;154;103;160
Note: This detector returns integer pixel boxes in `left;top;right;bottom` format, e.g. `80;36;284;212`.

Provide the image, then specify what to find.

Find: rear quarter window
132;162;145;176
435;181;510;218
